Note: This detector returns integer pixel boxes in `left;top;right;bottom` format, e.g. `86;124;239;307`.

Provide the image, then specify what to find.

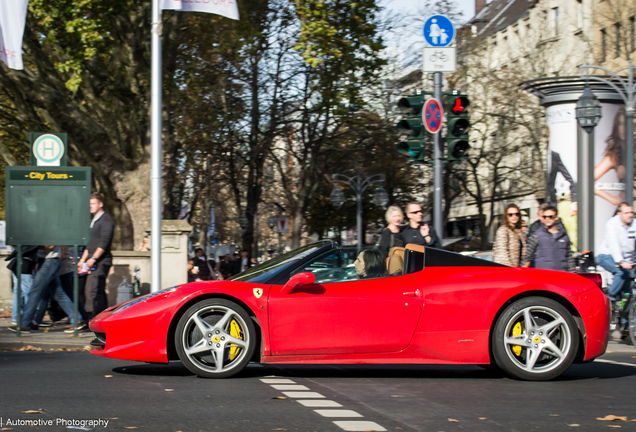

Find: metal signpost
6;166;91;337
423;15;456;242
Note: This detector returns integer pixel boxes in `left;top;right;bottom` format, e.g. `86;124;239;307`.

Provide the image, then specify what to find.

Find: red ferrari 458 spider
89;240;609;381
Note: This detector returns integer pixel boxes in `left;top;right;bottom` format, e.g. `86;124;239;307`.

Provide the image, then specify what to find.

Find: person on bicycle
596;202;636;300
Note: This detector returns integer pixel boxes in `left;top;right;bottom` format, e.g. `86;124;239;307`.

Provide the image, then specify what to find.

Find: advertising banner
545;102;625;251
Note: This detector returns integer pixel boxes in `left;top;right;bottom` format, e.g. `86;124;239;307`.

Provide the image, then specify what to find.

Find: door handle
403;289;420;297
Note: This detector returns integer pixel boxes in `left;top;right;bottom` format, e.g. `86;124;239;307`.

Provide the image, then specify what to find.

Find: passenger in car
354;249;388;279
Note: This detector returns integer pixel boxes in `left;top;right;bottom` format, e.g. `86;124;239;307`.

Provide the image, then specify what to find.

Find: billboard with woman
545;102;626;251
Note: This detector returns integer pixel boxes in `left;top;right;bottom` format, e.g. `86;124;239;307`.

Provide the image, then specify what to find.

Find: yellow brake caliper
229;319;243;361
512;322;522;356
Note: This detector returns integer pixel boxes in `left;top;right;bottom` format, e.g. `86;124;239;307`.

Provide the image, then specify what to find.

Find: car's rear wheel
493;297;579;381
175;299;256;378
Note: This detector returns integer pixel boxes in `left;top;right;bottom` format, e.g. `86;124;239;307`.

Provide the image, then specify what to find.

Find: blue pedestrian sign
423;15;455;47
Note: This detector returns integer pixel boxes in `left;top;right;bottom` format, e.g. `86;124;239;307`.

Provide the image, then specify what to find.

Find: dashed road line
282;391;325;398
297;400;343;407
333;421;387;431
270;384;310;391
314;410;363;418
260;377;388;431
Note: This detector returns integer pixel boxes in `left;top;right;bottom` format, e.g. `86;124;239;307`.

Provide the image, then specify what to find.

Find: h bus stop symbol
30;133;68;166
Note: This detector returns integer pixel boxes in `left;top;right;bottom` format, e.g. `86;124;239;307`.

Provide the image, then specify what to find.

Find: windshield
228;240;333;283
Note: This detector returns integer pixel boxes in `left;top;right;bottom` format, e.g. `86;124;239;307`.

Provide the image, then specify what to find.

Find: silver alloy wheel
181;305;250;374
502;305;572;374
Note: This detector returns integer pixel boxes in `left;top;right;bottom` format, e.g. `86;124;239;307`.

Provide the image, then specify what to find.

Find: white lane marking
333;421;387;431
271;385;310;391
283;391;325;398
315;410;363;418
595;359;636;368
260;378;297;384
298;400;343;407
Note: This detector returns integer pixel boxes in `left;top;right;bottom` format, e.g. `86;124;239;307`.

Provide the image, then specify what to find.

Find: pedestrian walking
400;202;442;248
78;193;114;317
378;206;405;255
493;204;526;267
596;202;636;299
10;246;80;332
5;245;38;325
521;205;575;271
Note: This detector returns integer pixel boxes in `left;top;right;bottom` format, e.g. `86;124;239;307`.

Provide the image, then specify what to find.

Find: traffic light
396;94;426;163
445;93;471;162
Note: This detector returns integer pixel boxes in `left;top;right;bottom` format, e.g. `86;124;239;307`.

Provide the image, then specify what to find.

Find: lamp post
330;173;387;253
579;62;636;203
575;84;602;253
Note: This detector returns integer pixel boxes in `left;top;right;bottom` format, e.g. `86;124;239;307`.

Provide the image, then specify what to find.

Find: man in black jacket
78;193;114;317
400;202;442;248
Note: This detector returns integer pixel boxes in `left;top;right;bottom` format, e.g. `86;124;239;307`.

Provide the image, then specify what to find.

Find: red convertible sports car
90;240;609;381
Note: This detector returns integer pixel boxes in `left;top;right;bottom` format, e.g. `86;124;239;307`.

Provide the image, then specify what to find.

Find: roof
470;0;536;37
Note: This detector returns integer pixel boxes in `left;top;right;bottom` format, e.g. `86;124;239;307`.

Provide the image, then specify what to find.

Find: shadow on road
107;358;636;381
113;362;194;377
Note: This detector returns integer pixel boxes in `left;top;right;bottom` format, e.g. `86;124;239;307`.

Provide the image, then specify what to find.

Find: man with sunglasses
522;205;575;272
400;202;442;248
596;202;636;301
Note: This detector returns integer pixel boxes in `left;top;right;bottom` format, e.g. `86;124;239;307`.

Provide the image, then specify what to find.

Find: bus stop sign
6;166;91;246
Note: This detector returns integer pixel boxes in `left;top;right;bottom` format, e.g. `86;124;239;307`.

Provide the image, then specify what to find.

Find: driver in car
354;249;387;279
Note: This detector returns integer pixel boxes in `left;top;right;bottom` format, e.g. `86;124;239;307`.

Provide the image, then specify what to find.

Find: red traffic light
450;96;469;114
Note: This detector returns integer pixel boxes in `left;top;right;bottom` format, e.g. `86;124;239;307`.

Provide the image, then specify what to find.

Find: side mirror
281;272;315;295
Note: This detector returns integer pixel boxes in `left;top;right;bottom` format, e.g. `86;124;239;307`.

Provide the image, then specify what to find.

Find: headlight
110;286;179;314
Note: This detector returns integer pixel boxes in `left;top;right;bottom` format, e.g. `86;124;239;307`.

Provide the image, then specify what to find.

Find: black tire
492;297;579;381
175;299;256;378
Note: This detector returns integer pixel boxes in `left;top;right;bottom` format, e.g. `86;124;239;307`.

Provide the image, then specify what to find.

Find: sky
385;0;475;20
381;0;476;48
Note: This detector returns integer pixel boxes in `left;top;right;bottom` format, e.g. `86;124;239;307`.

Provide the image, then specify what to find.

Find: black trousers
59;272;90;323
90;259;112;316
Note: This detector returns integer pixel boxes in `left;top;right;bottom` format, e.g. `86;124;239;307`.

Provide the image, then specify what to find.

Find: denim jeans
21;259;76;326
597;254;633;297
12;273;34;323
32;275;78;326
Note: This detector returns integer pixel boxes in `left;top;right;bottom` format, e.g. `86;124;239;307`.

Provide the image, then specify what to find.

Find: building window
601;28;606;62
553;7;559;36
615;23;620;58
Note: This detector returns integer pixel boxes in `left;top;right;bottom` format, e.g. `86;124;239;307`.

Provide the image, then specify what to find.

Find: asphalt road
1;350;636;432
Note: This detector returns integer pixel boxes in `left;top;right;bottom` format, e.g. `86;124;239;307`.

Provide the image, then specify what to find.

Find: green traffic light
397;96;424;115
397;118;424;137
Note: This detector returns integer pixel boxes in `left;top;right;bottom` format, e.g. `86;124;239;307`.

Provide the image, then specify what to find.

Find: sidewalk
0;314;93;351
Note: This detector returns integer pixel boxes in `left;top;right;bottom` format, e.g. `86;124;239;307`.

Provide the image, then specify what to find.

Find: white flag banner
0;0;29;70
161;0;239;20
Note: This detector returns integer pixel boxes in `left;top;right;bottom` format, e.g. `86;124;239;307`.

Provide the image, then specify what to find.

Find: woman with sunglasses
493;204;526;266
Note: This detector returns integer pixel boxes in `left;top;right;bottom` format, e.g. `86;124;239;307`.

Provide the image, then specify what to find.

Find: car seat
386;247;405;275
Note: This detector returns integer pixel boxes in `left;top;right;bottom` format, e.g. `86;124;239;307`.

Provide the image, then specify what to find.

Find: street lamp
267;214;276;229
330;185;346;209
575;83;602;254
330;173;386;253
372;186;389;208
239;213;248;229
576;85;602;131
580;61;636;203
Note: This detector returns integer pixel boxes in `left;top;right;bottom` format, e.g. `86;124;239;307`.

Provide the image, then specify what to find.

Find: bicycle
608;265;636;346
574;251;636;345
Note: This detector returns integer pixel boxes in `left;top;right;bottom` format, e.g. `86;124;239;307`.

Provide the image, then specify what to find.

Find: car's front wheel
175;299;256;378
492;297;579;381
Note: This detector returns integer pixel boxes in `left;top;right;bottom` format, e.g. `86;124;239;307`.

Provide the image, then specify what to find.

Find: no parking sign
423;98;443;134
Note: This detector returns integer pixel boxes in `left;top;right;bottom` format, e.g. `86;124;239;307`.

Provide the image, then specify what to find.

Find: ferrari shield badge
253;288;263;299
